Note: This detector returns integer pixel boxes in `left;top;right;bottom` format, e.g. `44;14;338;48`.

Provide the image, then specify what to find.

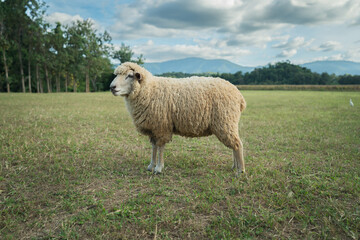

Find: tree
25;3;44;93
0;1;11;92
113;43;145;65
88;31;112;91
33;19;47;93
242;61;327;85
113;43;132;64
1;1;147;93
338;75;360;84
50;22;67;92
2;0;45;93
7;0;28;92
66;21;84;92
65;19;113;92
41;25;54;93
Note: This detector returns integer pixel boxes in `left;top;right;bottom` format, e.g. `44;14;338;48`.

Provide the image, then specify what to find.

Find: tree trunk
91;77;97;91
44;64;51;93
73;79;77;92
56;72;60;92
65;72;68;92
2;49;10;93
36;63;40;93
49;74;53;91
40;72;43;93
18;45;26;93
28;48;32;93
85;64;90;92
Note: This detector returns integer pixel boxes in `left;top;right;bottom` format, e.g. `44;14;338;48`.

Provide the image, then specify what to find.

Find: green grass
0;91;359;239
237;85;360;91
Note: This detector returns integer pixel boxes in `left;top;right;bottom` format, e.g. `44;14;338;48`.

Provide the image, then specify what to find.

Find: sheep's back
163;77;242;137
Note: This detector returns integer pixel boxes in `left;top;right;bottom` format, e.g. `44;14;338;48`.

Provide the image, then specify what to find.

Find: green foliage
113;43;133;64
112;43;145;66
338;74;360;84
244;61;321;84
0;0;144;92
158;61;360;85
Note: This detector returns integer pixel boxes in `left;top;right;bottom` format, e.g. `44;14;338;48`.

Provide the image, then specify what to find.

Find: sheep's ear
135;72;142;82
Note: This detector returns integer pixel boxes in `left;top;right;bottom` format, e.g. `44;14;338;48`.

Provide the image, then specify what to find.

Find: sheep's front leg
147;142;157;172
154;145;165;174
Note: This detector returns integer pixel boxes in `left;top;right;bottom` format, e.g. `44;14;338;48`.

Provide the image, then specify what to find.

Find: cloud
42;0;360;66
273;37;313;58
219;0;360;36
45;12;104;32
132;42;251;63
142;0;232;29
309;47;360;62
311;41;342;52
259;0;358;25
45;12;84;26
109;0;360;44
276;49;297;58
273;37;308;49
226;34;274;48
109;0;237;40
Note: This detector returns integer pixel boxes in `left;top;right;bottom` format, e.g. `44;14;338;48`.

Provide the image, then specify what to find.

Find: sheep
110;62;246;175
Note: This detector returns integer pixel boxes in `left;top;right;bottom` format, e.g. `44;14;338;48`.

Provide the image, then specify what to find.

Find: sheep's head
110;62;144;97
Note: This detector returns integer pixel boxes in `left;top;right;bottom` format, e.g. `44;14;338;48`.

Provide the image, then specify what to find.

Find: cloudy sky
44;0;360;66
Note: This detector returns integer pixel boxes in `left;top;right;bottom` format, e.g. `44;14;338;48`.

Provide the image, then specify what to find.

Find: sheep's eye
127;74;134;79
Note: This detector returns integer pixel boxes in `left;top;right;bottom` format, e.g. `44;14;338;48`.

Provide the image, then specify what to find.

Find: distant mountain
301;61;360;75
143;57;254;75
141;58;360;75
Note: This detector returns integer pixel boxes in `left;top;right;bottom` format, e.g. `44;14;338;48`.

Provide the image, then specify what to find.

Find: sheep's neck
125;91;151;120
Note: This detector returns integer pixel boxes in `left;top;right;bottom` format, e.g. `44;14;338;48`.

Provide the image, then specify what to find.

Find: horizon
140;57;360;75
141;56;360;67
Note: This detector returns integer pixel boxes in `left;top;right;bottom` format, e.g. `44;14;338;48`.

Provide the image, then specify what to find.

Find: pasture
0;91;359;239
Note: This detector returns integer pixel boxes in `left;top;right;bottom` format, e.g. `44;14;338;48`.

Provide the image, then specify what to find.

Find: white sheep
110;62;246;175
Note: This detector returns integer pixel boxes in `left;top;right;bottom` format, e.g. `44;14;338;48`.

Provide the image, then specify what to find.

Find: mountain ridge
142;57;360;75
143;57;254;74
301;60;360;75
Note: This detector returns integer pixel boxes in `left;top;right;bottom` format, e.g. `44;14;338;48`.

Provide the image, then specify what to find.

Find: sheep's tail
240;94;246;112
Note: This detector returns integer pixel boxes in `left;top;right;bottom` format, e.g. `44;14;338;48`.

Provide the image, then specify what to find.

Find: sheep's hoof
153;170;162;175
235;170;246;177
153;166;163;175
147;165;154;172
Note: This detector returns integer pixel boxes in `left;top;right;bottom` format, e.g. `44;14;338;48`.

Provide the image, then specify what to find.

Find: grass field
236;85;360;91
1;91;359;239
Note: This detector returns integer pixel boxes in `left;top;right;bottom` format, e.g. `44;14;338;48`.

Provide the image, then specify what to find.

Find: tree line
159;61;360;85
0;0;144;93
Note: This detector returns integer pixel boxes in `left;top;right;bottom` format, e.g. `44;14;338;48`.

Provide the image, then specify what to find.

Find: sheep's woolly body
112;62;246;174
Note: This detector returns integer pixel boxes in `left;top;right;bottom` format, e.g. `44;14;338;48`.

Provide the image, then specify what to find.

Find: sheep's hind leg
232;153;238;170
233;139;245;176
154;145;165;174
213;127;245;175
147;142;157;172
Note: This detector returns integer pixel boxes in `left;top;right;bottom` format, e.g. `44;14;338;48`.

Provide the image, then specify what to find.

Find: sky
44;0;360;67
